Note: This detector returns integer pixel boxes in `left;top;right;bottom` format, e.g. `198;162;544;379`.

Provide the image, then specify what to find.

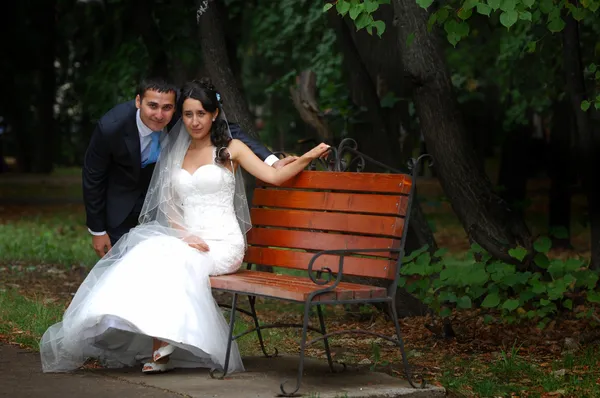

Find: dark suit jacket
83;100;273;233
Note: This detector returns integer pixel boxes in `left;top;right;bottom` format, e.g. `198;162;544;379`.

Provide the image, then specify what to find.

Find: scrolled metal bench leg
316;305;336;373
210;293;238;380
248;295;278;358
388;301;423;389
279;301;312;397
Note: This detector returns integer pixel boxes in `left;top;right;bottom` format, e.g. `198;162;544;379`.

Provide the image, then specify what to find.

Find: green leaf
477;3;492;15
500;0;517;12
397;276;407;287
439;291;458;303
534;236;552;253
522;0;535;7
531;282;546;294
488;0;502;11
581;100;591;111
440;307;452;318
323;3;333;12
587;291;600;304
548;16;566;32
534;253;550;269
355;12;371;29
519;11;533;20
564;298;573;310
571;6;587;20
549;226;569;239
508;246;527;261
457;296;472;309
500;10;519;28
336;0;351;16
436;7;450;23
349;5;362;20
373;20;386;37
434;248;448;258
540;0;555;13
365;0;379;13
502;299;520;312
526;41;537;53
471;243;484;253
481;292;501;308
458;7;473;20
416;0;434;9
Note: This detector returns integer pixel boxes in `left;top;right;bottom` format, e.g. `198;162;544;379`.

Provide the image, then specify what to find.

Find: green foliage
399;238;600;328
324;0;391;37
330;0;600;129
242;0;351;147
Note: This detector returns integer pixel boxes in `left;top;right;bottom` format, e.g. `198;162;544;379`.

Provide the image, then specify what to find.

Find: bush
399;236;600;328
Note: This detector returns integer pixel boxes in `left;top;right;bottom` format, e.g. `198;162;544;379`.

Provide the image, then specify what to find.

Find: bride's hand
184;235;210;252
301;143;331;161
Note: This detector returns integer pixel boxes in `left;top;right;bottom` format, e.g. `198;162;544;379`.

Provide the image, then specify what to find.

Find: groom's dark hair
137;77;177;99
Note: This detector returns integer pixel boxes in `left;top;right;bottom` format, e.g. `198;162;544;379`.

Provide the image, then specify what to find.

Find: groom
83;77;290;258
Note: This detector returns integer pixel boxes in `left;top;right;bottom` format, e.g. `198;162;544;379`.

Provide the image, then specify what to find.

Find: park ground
1;165;599;398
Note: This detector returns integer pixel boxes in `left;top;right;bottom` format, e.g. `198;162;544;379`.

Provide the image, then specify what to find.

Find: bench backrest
244;171;412;280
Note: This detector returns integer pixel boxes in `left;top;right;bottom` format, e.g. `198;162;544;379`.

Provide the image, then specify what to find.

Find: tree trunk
562;12;600;268
133;0;169;78
197;0;256;137
198;0;274;273
31;0;57;173
391;0;533;264
327;11;397;169
548;99;574;249
497;122;532;217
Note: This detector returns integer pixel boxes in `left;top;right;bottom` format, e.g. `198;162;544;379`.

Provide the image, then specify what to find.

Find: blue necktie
142;131;161;168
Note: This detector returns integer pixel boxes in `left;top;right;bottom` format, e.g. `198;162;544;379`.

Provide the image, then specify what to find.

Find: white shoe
142;361;174;374
153;344;176;362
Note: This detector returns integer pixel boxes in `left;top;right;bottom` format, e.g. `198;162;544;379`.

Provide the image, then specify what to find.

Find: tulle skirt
39;222;245;373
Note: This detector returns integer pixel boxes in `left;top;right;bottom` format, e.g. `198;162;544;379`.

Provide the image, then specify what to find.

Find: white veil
139;108;251;242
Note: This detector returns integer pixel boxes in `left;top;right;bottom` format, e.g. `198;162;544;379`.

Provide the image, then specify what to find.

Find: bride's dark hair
178;78;231;164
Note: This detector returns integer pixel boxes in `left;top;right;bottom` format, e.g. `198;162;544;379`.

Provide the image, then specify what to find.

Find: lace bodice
173;151;242;241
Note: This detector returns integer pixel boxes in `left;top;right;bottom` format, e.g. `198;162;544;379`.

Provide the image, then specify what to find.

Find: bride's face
182;98;218;140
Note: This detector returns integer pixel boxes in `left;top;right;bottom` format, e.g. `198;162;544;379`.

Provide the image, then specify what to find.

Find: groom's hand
92;234;112;258
272;156;299;169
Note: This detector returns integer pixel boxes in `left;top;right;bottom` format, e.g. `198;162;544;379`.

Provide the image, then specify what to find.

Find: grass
0;289;65;348
441;343;600;398
0;208;97;267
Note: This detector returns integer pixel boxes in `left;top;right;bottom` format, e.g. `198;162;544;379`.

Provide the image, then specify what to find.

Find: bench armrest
307;248;405;288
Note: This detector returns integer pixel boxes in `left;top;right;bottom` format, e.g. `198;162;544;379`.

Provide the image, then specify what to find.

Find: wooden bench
209;167;423;396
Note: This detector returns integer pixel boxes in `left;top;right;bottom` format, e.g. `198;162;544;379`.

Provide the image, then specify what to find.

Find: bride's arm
228;139;329;186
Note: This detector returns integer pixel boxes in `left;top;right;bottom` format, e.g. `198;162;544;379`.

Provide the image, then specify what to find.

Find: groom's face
136;89;176;132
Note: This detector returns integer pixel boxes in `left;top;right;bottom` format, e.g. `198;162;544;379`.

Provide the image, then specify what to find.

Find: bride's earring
212;118;216;122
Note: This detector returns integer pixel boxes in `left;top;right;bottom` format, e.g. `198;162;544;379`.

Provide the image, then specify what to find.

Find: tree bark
327;11;397;169
548;99;574;249
133;0;169;78
562;12;600;268
197;0;257;137
31;0;57;173
289;71;333;142
497;122;532;217
391;0;533;263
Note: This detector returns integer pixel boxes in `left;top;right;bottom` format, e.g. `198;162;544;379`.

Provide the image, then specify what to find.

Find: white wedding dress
40;151;246;374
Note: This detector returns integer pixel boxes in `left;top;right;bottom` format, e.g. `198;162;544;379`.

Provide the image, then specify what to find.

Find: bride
40;78;330;374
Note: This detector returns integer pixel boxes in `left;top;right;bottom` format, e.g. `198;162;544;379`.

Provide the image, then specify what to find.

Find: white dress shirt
89;111;279;236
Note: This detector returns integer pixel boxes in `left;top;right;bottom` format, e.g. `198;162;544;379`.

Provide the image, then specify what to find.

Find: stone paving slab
1;344;445;398
102;355;446;398
0;344;180;398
